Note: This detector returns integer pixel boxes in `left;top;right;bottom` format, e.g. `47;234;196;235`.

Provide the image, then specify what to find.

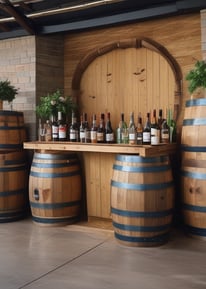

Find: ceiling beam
0;0;36;34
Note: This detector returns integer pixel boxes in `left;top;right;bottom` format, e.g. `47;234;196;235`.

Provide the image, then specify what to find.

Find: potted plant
36;89;77;122
0;79;19;109
186;60;206;98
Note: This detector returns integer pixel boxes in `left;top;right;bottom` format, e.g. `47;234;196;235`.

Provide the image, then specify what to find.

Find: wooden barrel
29;151;82;226
0;150;29;222
0;110;27;151
111;154;174;247
181;98;206;239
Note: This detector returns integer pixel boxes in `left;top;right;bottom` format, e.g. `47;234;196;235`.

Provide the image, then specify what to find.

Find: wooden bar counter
24;141;176;157
24;141;177;221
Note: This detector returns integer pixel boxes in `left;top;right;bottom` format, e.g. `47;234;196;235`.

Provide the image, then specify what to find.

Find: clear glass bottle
116;113;128;144
44;119;52;141
128;112;136;145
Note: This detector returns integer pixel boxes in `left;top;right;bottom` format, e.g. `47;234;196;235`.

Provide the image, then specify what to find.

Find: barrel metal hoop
181;145;206;152
181;170;206;180
111;180;173;190
114;232;169;243
185;98;206;107
183;203;206;213
112;221;171;232
30;200;81;209
183;118;206;126
111;207;173;217
113;164;170;173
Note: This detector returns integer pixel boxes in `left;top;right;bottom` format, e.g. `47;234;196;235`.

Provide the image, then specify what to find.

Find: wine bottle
142;112;151;145
90;114;97;143
136;113;143;145
97;113;105;143
44;119;52;141
161;109;170;144
150;109;160;145
116;113;128;144
105;112;114;143
128;112;136;145
79;114;86;143
69;111;78;142
58;111;67;141
51;115;59;141
84;113;91;143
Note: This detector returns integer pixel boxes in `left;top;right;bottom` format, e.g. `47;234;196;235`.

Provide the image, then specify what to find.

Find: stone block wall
201;9;206;60
0;35;64;141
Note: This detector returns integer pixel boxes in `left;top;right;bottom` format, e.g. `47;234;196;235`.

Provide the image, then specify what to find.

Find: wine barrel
0;150;29;222
181;98;206;239
29;151;82;226
0;110;27;151
111;154;174;247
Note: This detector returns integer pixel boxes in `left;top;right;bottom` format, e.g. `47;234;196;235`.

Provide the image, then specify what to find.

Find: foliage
186;60;206;93
36;89;77;120
0;79;19;102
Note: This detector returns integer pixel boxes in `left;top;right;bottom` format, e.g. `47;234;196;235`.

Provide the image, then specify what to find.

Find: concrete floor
0;218;206;289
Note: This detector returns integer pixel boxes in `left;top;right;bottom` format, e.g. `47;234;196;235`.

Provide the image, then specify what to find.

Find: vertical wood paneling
64;13;202;219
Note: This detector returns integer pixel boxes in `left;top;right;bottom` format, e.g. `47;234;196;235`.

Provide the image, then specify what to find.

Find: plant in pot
36;89;77;122
186;60;206;98
0;79;19;110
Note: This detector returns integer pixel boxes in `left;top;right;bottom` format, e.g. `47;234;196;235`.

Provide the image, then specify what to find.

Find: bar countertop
23;141;177;157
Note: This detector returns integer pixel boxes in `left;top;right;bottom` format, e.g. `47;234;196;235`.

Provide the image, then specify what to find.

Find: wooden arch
72;37;182;119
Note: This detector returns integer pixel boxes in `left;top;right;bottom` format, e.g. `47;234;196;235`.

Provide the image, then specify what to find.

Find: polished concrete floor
0;217;206;289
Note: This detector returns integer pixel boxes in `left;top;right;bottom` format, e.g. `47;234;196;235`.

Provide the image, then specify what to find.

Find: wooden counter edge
23;141;177;157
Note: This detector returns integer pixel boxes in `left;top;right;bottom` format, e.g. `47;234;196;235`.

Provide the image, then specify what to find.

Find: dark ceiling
0;0;206;40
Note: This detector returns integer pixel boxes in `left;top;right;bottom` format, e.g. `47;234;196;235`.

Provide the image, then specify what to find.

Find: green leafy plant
36;89;77;120
186;60;206;94
0;79;19;102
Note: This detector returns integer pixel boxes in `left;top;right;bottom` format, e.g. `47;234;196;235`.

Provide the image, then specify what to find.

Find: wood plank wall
64;13;202;130
64;13;202;220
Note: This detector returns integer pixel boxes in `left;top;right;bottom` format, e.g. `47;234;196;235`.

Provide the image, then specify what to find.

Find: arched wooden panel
72;37;182;124
71;37;182;220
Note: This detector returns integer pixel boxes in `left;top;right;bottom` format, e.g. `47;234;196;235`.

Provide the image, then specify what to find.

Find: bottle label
97;132;104;142
91;131;97;141
59;126;67;139
151;128;160;145
106;133;114;142
70;129;76;140
143;131;150;143
80;131;85;140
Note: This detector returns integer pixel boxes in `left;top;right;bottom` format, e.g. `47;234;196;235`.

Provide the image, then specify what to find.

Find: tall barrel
0;110;27;151
0;150;29;222
181;98;206;239
29;151;82;226
111;154;174;247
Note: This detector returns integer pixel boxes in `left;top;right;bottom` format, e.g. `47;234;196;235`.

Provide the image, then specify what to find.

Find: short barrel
0;150;29;222
181;98;206;239
0;110;27;151
29;151;82;226
111;154;174;247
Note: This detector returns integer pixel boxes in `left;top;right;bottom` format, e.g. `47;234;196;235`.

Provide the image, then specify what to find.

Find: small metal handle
33;188;39;201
